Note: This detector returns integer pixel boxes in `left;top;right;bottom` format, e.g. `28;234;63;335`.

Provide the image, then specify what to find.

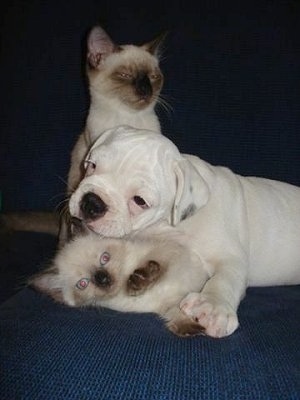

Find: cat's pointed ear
143;31;168;57
87;26;119;69
29;266;64;303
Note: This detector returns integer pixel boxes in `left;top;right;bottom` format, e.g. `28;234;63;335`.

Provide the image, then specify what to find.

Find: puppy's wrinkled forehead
89;127;181;166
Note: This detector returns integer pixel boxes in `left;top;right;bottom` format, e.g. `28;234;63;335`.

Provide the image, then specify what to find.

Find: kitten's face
30;233;208;327
30;235;167;309
86;26;164;110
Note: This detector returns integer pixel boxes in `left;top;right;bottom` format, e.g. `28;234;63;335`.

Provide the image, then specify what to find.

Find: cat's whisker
156;95;173;116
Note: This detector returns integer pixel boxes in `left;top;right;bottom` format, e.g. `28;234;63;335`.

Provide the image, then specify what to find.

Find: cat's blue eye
100;251;110;266
76;278;90;290
119;72;132;79
150;73;160;81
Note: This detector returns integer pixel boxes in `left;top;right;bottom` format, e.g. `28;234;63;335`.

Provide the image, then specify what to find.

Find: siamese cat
2;25;166;242
30;232;208;337
68;25;165;194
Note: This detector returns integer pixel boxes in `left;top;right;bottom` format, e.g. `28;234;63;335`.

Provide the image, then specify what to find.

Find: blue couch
1;1;300;399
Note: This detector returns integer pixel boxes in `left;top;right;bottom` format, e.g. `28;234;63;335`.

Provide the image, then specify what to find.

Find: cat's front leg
163;306;205;337
180;258;248;338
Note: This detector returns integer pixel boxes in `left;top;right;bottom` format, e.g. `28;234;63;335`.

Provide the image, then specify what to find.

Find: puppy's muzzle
80;192;108;221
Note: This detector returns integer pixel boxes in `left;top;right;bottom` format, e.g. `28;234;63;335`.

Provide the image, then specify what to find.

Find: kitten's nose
135;73;152;98
94;269;112;288
80;192;107;220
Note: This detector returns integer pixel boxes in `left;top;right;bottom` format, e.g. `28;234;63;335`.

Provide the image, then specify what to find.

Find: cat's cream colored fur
67;25;164;195
30;232;208;337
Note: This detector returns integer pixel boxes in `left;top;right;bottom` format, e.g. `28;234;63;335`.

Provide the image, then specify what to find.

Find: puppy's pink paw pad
180;292;239;338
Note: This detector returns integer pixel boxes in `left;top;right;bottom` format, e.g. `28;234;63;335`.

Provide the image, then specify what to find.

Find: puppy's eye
84;159;96;170
84;159;96;176
100;251;110;266
133;196;149;209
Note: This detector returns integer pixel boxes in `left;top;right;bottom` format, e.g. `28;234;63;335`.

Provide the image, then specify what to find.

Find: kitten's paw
180;292;239;338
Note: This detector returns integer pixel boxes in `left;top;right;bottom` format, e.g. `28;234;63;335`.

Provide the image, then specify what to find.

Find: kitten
67;25;165;194
30;232;208;337
1;26;166;240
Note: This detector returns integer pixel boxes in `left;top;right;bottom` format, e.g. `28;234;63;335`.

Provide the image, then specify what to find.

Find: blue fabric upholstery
1;1;300;399
1;285;300;399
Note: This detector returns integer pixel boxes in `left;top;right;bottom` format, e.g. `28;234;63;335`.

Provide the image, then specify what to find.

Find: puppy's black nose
94;270;112;288
80;192;107;220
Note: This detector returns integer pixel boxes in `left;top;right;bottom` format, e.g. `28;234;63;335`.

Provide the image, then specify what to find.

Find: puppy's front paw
166;318;205;337
180;292;239;338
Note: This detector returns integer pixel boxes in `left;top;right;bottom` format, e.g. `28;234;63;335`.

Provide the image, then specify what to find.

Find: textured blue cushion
0;285;300;399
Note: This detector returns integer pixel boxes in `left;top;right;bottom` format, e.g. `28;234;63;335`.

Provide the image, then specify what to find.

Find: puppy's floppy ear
29;267;63;303
171;158;210;225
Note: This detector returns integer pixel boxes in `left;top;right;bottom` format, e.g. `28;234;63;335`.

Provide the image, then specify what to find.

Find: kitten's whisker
156;95;173;117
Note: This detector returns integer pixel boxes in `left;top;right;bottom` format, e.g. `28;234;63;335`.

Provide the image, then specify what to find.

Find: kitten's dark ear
143;31;168;57
29;266;63;303
87;26;119;69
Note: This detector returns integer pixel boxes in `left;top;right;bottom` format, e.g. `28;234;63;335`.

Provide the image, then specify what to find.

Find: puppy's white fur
31;232;209;337
68;125;300;337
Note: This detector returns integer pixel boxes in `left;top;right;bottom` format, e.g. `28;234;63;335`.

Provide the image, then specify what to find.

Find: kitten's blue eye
119;72;132;79
100;251;110;266
76;278;90;290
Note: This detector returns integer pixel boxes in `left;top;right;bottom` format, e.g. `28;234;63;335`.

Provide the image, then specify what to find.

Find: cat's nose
134;73;152;98
94;269;112;288
80;192;107;220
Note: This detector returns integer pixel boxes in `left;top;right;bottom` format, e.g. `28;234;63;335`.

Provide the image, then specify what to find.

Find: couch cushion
0;285;299;399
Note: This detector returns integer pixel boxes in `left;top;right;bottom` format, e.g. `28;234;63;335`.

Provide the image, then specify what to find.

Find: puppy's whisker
60;204;71;221
54;197;69;214
56;175;69;187
49;195;68;208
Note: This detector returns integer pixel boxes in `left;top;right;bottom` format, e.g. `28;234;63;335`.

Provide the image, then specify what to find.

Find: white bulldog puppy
68;125;300;337
68;125;192;237
30;232;209;337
